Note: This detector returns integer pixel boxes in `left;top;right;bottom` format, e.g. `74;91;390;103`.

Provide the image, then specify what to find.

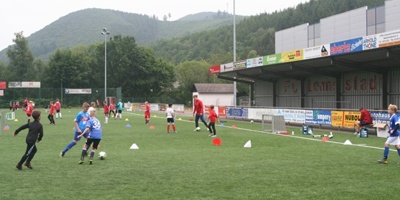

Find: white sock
56;113;59;118
60;113;62;118
105;117;108;123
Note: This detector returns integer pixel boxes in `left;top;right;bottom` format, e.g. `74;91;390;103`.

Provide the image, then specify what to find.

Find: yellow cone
178;118;182;120
154;115;157;118
14;119;18;122
125;118;129;122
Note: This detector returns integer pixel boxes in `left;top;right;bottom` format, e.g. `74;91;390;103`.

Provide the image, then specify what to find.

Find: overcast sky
0;0;307;50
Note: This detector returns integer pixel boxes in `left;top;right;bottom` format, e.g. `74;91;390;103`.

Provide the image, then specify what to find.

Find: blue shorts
73;131;88;141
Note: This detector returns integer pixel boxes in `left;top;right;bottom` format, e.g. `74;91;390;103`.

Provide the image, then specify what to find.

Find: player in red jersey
193;95;208;131
48;101;55;125
55;98;62;119
207;105;220;137
103;101;109;124
25;101;34;123
23;97;28;110
144;101;150;124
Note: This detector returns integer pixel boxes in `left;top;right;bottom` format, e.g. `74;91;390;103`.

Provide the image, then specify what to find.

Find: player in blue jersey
60;102;90;157
78;108;102;165
378;104;400;164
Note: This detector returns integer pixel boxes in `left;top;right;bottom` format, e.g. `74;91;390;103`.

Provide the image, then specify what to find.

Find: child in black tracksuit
14;110;43;170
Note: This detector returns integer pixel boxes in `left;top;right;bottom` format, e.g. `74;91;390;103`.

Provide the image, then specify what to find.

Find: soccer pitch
0;109;398;199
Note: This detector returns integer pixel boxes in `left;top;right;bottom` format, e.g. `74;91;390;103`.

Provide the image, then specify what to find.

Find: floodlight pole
233;0;237;107
101;28;110;104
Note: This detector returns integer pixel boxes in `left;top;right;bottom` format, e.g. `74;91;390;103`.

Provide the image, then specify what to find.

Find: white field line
125;112;391;152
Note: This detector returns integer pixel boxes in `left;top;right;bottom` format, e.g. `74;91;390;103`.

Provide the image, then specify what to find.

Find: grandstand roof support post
250;81;255;106
273;81;277;107
382;71;388;109
335;76;341;109
301;79;305;108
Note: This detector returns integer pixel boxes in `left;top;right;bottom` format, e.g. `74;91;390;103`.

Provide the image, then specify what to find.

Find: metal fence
0;87;121;108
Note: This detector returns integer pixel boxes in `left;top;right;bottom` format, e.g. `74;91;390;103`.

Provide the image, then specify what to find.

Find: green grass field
0;109;399;199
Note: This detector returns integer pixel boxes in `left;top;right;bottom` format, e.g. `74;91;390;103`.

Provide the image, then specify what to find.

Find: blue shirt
389;114;399;137
75;111;90;132
86;117;102;139
117;102;123;110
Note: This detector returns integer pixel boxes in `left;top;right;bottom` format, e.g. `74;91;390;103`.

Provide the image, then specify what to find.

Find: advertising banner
0;81;6;89
226;107;248;118
9;81;41;88
331;111;344;127
330;37;363;56
209;65;221;74
275;109;305;123
247;108;274;120
218;106;226;117
0;90;3;96
65;88;92;94
234;61;247;70
246;57;263;68
343;111;360;128
370;111;392;124
363;34;378;50
172;104;185;113
281;49;303;63
378;29;400;47
305;110;332;125
220;62;233;72
263;54;282;65
303;45;330;60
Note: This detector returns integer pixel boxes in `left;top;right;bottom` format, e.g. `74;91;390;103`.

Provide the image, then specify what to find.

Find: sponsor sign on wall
281;49;303;63
263;54;282;65
305;110;332;125
370;111;393;124
343;111;360;128
0;90;3;96
331;111;344;127
8;81;41;88
330;37;363;56
378;29;400;47
363;34;378;50
303;45;330;60
247;108;274;120
65;88;92;94
220;62;234;72
0;81;6;89
234;61;247;70
275;109;305;123
209;65;221;74
246;57;263;68
226;107;248;118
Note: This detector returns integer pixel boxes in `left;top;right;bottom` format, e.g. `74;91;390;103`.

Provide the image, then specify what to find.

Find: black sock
90;151;95;160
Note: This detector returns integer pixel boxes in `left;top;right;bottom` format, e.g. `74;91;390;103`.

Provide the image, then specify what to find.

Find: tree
174;60;214;104
7;32;34;81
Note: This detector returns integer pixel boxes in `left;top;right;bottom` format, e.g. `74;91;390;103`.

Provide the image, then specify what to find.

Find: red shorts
144;112;150;118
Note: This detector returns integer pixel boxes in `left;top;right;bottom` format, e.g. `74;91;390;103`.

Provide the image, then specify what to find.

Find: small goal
261;114;286;133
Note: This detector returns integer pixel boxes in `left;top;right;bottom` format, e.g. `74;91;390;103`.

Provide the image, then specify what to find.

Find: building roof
193;83;234;94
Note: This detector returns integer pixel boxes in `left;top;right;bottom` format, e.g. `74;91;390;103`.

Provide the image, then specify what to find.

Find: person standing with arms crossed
193;95;208;131
116;99;123;119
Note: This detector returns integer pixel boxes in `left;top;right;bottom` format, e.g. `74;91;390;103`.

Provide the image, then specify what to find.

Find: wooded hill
152;0;385;65
0;9;242;62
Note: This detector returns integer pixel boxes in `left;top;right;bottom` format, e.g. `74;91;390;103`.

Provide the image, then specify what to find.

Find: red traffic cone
321;136;329;142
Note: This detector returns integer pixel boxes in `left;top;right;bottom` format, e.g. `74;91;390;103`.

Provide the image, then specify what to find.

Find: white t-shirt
166;108;174;118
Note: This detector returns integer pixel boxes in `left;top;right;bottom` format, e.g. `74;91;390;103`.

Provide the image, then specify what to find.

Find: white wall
199;94;234;106
386;0;400;31
320;7;367;44
275;23;309;53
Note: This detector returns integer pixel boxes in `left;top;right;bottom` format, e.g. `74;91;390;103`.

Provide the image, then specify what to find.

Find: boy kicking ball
78;108;102;165
377;104;400;164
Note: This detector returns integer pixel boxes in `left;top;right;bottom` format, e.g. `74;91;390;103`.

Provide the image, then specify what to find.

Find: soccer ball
250;120;254;123
98;151;107;160
196;127;200;131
